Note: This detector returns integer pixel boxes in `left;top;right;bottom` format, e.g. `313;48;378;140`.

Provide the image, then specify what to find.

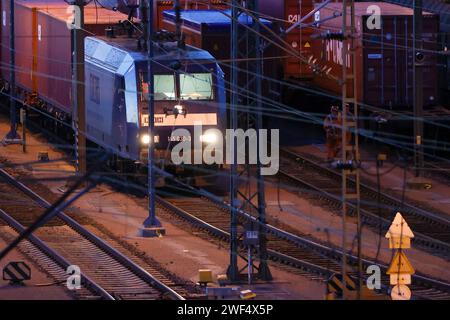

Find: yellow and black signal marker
3;261;31;285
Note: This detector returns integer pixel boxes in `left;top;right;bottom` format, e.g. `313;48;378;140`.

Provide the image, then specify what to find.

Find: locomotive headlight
141;134;159;144
141;134;151;145
200;133;218;144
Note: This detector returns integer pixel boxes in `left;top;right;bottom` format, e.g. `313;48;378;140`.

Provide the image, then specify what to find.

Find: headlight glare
141;134;151;144
200;133;218;144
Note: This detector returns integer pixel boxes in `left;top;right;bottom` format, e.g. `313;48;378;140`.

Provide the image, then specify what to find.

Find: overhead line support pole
340;0;362;300
4;0;21;144
413;0;424;177
227;0;272;282
142;0;163;236
227;0;240;282
74;0;86;175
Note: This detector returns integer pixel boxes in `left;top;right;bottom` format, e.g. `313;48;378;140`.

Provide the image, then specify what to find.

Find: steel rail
278;148;450;257
0;167;185;300
157;196;336;277
0;208;114;300
156;193;450;299
281;147;450;226
150;164;450;297
278;168;450;254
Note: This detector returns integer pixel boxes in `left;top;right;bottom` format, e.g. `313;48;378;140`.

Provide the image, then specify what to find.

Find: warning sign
3;261;31;284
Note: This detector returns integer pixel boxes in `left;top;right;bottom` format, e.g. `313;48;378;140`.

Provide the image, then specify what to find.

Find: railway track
1;140;449;300
278;148;450;259
0;167;186;300
150;183;450;300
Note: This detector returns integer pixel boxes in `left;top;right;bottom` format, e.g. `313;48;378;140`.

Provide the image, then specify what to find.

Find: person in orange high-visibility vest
323;106;341;162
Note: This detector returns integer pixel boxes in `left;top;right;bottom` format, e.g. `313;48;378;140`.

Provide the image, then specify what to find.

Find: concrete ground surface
263;180;450;282
0;115;325;300
277;145;450;280
0;238;72;300
1;115;449;300
292;144;450;217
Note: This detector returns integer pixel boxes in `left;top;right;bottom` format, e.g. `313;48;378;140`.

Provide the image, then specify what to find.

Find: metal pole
254;0;271;281
340;0;361;299
20;108;26;153
143;0;161;229
413;0;424;177
174;0;182;48
341;0;348;300
248;246;252;285
74;0;86;175
227;0;240;282
4;0;21;143
227;0;272;283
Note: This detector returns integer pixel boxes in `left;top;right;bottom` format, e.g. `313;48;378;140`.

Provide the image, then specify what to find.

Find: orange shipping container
0;0;129;113
311;2;440;109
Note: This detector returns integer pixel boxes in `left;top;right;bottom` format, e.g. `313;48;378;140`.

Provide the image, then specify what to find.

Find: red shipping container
282;0;315;79
161;9;279;87
0;0;11;82
0;0;129;113
117;0;317;80
114;0;229;30
311;2;440;108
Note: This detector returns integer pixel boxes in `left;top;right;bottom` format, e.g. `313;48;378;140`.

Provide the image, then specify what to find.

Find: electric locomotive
0;0;227;186
85;34;227;182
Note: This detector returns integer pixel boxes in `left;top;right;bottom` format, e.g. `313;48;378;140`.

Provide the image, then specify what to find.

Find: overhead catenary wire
0;1;450;168
1;53;450;170
0;0;446;276
1;57;450;166
0;10;449;135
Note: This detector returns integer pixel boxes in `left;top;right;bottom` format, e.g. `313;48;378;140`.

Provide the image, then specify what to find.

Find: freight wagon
161;9;278;86
0;0;128;115
113;0;229;29
0;0;228;186
385;0;450;108
116;0;318;80
310;2;440;109
384;0;450;32
263;0;316;80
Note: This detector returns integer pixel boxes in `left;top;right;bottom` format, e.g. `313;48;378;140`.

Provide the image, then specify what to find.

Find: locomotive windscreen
139;72;214;101
180;73;214;101
138;72;177;101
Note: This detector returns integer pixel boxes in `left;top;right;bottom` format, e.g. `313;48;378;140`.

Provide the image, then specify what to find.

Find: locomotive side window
90;74;100;104
139;72;176;101
179;73;213;100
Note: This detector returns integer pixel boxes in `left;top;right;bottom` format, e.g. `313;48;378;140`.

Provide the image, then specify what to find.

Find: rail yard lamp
141;0;165;237
413;0;424;178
